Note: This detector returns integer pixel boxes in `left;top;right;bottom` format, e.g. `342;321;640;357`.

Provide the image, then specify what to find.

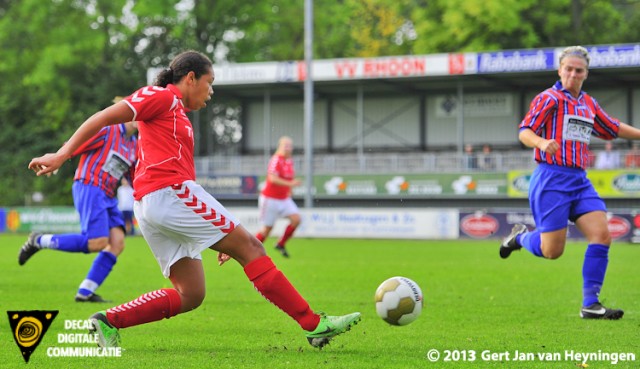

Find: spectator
594;141;620;169
462;143;477;170
625;142;640;168
478;144;496;170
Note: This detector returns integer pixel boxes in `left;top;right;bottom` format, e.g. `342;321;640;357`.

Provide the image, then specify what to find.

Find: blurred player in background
117;177;135;235
28;50;360;349
19;96;138;303
500;46;640;320
255;136;301;258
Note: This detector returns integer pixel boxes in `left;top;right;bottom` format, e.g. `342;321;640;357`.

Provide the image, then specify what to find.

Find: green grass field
0;233;638;369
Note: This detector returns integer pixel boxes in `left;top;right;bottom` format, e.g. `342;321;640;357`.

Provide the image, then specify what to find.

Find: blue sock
43;234;89;253
582;244;609;307
77;251;117;297
518;229;543;257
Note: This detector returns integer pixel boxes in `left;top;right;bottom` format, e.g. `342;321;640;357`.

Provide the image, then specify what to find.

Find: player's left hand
218;252;231;266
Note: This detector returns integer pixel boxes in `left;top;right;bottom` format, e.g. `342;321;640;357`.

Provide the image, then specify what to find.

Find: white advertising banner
230;208;460;240
435;92;513;118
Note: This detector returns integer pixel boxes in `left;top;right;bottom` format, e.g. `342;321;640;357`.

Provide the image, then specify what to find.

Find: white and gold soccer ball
374;276;423;326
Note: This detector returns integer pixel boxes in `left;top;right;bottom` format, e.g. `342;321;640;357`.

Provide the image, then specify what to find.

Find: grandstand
193;43;640;214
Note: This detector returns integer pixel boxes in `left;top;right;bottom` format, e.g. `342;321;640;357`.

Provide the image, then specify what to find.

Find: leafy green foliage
1;0;639;205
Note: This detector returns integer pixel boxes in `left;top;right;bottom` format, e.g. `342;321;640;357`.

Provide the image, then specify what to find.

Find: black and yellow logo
7;310;58;363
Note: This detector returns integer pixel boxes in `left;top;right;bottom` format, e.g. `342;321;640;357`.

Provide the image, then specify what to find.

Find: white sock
38;235;54;248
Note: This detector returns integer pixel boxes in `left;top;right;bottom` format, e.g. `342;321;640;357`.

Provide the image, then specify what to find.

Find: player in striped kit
28;50;360;349
18;99;137;303
500;46;640;320
255;136;301;258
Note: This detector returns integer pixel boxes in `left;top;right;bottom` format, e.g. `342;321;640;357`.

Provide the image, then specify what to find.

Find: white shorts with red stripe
258;194;299;227
134;180;239;277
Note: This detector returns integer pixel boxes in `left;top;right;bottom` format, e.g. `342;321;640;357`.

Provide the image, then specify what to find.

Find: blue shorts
72;182;125;239
529;164;606;233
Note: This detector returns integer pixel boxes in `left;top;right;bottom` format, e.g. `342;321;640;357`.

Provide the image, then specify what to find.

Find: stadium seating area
196;149;536;175
195;148;640;176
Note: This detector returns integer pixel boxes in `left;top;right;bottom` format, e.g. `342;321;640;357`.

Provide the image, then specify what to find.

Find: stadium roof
207;43;640;100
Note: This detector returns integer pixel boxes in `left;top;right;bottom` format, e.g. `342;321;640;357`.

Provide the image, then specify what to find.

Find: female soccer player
29;50;360;348
500;46;640;320
19;107;137;303
255;136;302;258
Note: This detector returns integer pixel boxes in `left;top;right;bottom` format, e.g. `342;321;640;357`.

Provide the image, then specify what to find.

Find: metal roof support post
303;0;314;209
263;88;271;168
457;81;464;169
357;83;364;172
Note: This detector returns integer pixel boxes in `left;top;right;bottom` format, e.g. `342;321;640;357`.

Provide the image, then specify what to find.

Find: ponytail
153;51;212;87
154;68;174;87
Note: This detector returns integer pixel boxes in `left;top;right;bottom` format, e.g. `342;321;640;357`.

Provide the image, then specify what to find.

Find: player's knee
590;232;611;246
181;290;206;312
248;236;267;256
542;246;564;260
106;243;125;256
87;237;109;253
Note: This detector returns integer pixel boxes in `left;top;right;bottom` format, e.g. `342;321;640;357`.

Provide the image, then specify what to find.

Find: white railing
194;150;540;175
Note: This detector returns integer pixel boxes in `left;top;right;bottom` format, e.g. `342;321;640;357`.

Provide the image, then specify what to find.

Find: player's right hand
538;139;560;154
28;153;65;177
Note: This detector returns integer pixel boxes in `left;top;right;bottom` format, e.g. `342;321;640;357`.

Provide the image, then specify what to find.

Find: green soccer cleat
89;311;121;347
305;312;361;348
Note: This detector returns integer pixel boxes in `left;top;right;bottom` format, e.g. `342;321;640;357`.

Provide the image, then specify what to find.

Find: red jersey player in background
255;136;301;258
28;50;360;349
19;97;137;303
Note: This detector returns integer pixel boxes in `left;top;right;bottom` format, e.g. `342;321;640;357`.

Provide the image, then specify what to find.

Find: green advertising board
5;207;80;233
285;173;509;197
508;169;640;198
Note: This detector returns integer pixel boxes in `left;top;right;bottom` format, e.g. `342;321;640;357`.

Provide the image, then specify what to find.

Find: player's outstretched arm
28;101;134;176
617;122;640;140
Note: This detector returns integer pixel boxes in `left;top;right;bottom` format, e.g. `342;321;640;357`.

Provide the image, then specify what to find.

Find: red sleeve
267;155;282;177
124;86;175;122
519;91;557;134
588;96;620;139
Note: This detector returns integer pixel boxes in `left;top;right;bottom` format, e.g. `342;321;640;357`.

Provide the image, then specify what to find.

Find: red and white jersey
123;84;195;200
261;154;294;199
520;81;620;169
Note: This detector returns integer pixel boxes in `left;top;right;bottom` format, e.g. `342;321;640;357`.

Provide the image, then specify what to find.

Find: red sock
106;288;182;329
277;225;297;247
255;232;265;243
244;256;319;331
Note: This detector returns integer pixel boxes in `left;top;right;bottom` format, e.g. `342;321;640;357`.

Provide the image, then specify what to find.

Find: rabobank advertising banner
560;44;640;69
477;49;555;73
478;44;640;74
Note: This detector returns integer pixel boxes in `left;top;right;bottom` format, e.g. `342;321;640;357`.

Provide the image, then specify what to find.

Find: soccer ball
374;276;423;326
